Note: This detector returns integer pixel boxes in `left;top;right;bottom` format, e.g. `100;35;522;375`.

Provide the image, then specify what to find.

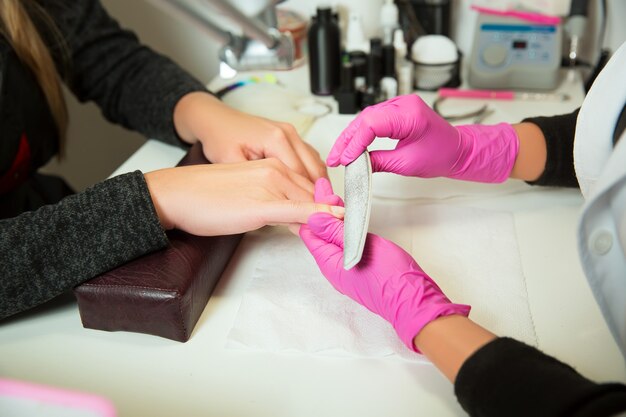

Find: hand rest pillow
73;143;243;342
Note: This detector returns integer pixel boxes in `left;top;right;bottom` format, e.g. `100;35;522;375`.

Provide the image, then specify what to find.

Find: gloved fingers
299;223;346;278
327;117;366;167
314;177;333;200
339;110;399;166
368;149;428;176
305;212;345;248
368;149;403;174
314;178;344;207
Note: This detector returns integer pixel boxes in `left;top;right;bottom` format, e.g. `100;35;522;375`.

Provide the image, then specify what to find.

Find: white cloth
574;42;626;199
575;41;626;360
227;203;537;360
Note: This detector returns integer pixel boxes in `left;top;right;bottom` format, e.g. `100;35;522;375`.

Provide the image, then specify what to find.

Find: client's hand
299;179;470;351
144;159;343;236
327;94;519;183
173;92;327;182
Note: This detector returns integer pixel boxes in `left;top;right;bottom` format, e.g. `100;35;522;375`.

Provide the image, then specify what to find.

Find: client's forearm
413;315;496;382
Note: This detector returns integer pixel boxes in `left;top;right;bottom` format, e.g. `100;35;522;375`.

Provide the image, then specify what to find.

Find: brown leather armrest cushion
73;143;242;342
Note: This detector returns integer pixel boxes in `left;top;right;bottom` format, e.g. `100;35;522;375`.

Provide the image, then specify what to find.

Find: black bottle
308;7;341;96
362;38;383;108
334;61;359;114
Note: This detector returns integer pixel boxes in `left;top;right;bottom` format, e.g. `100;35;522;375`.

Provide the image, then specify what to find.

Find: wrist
452;123;520;183
510;122;547;181
391;271;471;353
173;91;222;144
144;169;175;230
413;315;496;382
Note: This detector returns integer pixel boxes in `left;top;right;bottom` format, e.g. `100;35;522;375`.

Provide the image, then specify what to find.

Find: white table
1;67;624;417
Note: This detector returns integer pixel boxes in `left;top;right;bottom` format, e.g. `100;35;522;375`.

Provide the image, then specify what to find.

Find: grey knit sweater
0;0;207;319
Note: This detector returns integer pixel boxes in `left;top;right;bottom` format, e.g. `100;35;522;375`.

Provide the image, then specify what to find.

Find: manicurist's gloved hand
299;179;470;351
327;94;519;183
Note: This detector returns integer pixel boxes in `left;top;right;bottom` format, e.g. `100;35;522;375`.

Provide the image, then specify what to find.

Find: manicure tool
343;151;372;270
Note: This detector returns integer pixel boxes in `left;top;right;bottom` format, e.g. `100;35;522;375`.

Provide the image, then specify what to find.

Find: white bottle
380;0;399;44
397;60;414;95
345;12;368;53
393;29;408;71
381;76;399;100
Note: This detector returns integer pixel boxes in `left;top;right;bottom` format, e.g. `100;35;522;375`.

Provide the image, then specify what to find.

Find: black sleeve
0;171;169;320
455;337;626;417
38;0;208;145
523;109;580;188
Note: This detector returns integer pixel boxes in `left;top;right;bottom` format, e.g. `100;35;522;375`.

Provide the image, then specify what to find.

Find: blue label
480;24;556;33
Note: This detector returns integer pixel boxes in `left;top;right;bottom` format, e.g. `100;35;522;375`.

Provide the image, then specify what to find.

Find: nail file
343;151;372;270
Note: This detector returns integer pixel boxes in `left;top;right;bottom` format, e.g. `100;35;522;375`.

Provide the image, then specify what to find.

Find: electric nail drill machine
468;7;562;90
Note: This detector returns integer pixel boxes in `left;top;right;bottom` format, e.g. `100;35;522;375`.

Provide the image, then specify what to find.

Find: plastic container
410;34;460;90
308;7;341;96
277;9;308;65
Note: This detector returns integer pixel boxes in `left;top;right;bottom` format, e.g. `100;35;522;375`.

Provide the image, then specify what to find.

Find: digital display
513;40;527;49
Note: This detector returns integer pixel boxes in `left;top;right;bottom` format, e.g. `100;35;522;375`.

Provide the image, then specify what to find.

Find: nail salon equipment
433;87;571;123
468;8;562;90
308;6;341;96
345;11;367;53
432;96;490;123
438;88;571;102
564;0;590;68
380;0;399;44
410;35;461;90
397;60;415;95
362;38;384;107
349;50;368;90
334;61;360;115
149;0;297;75
395;0;428;46
74;143;243;342
381;44;399;100
276;9;307;64
393;29;409;69
409;0;451;36
343;151;372;270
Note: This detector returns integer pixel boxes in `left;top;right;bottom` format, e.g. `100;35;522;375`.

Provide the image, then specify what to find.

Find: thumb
299;213;344;261
368;149;394;173
368;149;412;174
306;212;345;248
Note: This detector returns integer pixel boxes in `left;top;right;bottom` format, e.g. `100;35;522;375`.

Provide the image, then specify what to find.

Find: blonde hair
0;0;68;152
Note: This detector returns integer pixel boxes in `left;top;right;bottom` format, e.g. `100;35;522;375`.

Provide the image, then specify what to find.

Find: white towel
226;203;537;361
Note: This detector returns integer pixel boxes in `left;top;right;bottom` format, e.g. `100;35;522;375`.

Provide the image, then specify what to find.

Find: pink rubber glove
327;94;519;183
300;178;470;352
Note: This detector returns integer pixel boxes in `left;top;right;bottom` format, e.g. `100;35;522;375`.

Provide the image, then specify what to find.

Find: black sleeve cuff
523;109;580;188
454;337;626;417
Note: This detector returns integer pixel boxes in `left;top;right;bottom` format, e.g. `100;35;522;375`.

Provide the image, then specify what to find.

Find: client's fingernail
330;206;345;218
